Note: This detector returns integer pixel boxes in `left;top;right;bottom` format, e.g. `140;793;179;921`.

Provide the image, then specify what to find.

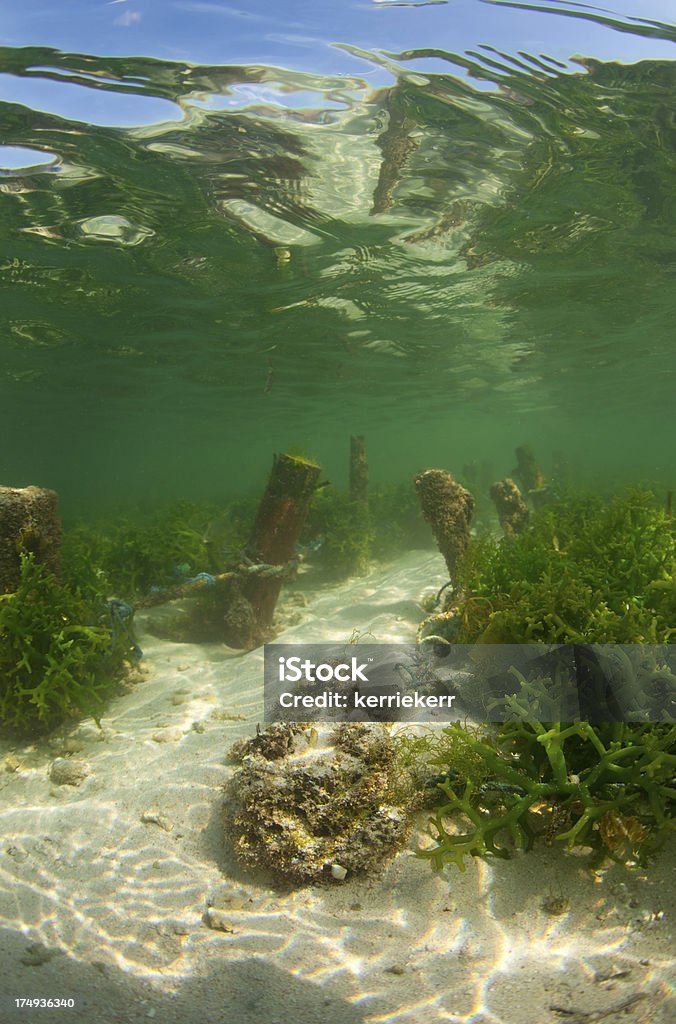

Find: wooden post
415;469;474;577
349;435;368;505
242;453;321;637
0;485;61;594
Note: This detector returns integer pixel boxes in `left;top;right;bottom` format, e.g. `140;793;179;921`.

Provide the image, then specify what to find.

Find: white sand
0;551;674;1024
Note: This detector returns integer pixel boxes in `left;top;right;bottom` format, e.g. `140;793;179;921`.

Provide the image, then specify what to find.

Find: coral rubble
225;723;413;885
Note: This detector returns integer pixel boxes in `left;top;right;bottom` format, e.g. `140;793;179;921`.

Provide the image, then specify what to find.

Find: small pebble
49;758;90;786
151;728;183;743
205;908;235;933
62;739;84;754
331;863;348;881
141;811;174;832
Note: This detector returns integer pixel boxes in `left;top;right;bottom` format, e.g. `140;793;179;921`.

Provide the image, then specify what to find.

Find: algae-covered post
349;435;368;505
414;469;474;577
490;478;529;540
0;485;62;593
243;452;321;634
513;445;549;508
513;445;544;493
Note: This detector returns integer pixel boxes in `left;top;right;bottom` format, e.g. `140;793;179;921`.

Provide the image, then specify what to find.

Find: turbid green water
1;3;675;514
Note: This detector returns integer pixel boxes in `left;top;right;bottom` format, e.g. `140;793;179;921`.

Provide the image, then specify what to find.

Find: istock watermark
277;655;371;684
263;643;676;724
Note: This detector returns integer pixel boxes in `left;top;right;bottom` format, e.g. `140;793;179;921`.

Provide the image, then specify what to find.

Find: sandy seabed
0;551;674;1024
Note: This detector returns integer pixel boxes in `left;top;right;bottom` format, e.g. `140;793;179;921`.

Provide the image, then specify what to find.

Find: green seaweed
0;554;130;734
417;719;675;871
408;487;675;870
370;482;432;559
452;488;675;644
301;482;429;579
61;501;221;600
303;490;375;578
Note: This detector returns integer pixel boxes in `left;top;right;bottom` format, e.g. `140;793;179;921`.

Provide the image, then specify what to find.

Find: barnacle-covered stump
0;485;61;594
415;469;475;577
490;478;529;540
225;723;413;885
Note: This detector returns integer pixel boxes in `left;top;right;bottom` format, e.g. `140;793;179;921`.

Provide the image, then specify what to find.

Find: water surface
1;1;674;510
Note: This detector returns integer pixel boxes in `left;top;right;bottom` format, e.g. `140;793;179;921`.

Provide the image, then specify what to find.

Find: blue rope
107;598;142;661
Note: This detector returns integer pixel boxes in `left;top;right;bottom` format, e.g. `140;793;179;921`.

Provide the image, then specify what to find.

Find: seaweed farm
0;2;674;1023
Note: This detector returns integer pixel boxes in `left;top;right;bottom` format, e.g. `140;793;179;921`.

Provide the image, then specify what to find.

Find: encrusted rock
49;757;89;786
224;723;413;885
332;721;392;764
228;722;315;762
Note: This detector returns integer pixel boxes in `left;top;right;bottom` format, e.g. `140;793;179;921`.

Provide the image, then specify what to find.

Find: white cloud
114;10;142;27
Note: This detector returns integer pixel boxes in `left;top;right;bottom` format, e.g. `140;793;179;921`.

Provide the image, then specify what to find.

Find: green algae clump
415;719;675;871
62;501;219;601
408;488;675;871
0;553;130;735
452;488;675;645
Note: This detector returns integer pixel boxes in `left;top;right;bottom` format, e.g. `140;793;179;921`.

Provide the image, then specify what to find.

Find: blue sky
0;0;674;135
2;1;674;66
